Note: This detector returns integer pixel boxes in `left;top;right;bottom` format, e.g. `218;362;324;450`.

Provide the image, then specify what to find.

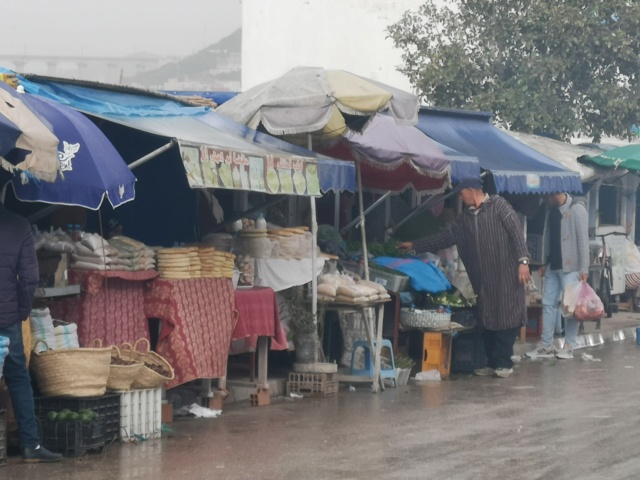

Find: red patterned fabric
72;269;158;295
144;278;237;389
49;269;156;347
231;287;287;354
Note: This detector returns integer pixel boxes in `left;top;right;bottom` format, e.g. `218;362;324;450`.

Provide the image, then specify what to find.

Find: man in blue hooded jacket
0;203;61;463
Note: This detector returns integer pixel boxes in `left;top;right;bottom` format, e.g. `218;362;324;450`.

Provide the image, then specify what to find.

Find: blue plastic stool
350;339;397;387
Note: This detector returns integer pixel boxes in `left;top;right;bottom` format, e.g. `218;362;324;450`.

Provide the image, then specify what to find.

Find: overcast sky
0;0;242;58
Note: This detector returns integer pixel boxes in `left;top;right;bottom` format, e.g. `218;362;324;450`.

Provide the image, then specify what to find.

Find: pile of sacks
318;273;391;303
30;308;79;352
33;227;75;254
71;234;156;271
108;236;156;271
0;336;9;378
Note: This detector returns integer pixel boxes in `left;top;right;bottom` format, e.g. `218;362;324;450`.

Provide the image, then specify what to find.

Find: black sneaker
22;445;62;463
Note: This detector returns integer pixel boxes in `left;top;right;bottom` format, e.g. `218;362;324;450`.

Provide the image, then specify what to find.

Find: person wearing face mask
398;177;531;378
525;192;589;360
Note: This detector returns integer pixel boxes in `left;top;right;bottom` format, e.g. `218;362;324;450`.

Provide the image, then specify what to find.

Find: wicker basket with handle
102;342;144;391
399;308;451;329
30;340;111;397
120;338;175;389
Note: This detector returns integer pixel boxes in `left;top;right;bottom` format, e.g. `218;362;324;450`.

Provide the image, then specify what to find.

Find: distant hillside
125;28;241;90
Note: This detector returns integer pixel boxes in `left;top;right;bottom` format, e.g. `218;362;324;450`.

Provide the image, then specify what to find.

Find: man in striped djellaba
399;177;531;378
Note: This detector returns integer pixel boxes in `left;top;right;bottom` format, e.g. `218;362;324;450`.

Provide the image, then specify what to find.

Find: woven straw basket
400;308;451;329
104;343;144;391
30;340;111;397
120;338;174;389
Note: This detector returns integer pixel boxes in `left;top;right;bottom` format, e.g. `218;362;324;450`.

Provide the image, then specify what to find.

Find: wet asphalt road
5;337;640;480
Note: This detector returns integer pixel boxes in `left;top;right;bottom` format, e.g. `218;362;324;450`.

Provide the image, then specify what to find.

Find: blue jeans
0;322;40;449
542;270;580;349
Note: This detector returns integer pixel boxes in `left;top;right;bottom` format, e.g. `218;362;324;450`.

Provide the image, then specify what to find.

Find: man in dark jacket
0;203;61;463
399;178;531;378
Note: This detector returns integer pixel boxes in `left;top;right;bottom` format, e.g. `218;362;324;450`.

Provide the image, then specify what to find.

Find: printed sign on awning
179;142;321;196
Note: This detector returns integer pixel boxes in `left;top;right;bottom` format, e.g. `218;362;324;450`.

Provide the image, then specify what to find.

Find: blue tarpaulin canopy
19;76;356;195
431;139;480;184
417;107;582;194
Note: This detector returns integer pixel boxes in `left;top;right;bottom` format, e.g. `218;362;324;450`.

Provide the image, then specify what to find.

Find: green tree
388;1;640;142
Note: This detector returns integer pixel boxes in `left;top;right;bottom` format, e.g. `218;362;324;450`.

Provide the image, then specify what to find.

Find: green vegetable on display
428;292;475;307
47;409;98;423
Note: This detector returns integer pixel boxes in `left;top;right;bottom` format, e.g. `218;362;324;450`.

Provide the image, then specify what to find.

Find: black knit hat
453;177;483;192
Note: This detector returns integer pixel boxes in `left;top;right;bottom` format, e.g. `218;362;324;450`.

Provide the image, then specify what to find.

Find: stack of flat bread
217;252;236;278
189;249;202;278
156;247;200;279
267;227;308;259
199;247;235;278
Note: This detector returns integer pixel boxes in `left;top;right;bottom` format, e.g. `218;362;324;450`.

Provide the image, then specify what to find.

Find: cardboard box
37;252;69;288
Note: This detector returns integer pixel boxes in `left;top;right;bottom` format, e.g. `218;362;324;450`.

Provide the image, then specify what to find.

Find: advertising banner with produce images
179;142;321;196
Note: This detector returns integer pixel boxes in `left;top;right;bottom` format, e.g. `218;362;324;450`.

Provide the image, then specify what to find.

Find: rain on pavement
4;329;640;480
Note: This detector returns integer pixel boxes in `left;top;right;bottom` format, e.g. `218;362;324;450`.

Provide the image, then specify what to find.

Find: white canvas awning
501;129;597;182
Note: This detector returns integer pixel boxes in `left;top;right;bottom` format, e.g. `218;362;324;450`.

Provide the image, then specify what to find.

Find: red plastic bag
573;282;605;322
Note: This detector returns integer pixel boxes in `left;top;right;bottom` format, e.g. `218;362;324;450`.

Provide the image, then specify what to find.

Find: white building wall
241;0;425;91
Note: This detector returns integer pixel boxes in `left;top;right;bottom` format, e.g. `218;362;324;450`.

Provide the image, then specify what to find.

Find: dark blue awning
431;139;480;184
417;107;582;194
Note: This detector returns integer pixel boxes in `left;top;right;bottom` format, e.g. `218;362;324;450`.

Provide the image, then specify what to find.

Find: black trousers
482;326;520;369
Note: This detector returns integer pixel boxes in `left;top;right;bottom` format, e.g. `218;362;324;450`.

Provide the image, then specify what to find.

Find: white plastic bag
561;281;582;317
29;308;57;352
414;370;441;382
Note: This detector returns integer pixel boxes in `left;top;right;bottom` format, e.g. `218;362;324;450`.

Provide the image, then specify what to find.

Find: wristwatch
519;259;529;265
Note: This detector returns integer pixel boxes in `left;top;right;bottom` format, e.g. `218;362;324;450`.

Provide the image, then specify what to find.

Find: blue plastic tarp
374;256;451;293
417;107;582;194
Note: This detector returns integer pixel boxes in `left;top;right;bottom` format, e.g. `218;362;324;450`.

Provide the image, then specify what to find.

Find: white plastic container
118;387;162;441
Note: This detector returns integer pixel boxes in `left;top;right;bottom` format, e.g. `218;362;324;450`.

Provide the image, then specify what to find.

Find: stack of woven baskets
30;338;175;397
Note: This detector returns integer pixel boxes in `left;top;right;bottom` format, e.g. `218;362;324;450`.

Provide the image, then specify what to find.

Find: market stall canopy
579;144;640;172
431;140;481;183
320;113;453;193
216;66;419;141
20;75;355;196
197;110;355;193
0;81;59;182
10;93;136;210
501;129;597;182
417;107;583;194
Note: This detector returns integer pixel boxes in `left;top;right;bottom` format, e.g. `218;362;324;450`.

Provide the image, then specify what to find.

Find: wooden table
320;299;390;393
